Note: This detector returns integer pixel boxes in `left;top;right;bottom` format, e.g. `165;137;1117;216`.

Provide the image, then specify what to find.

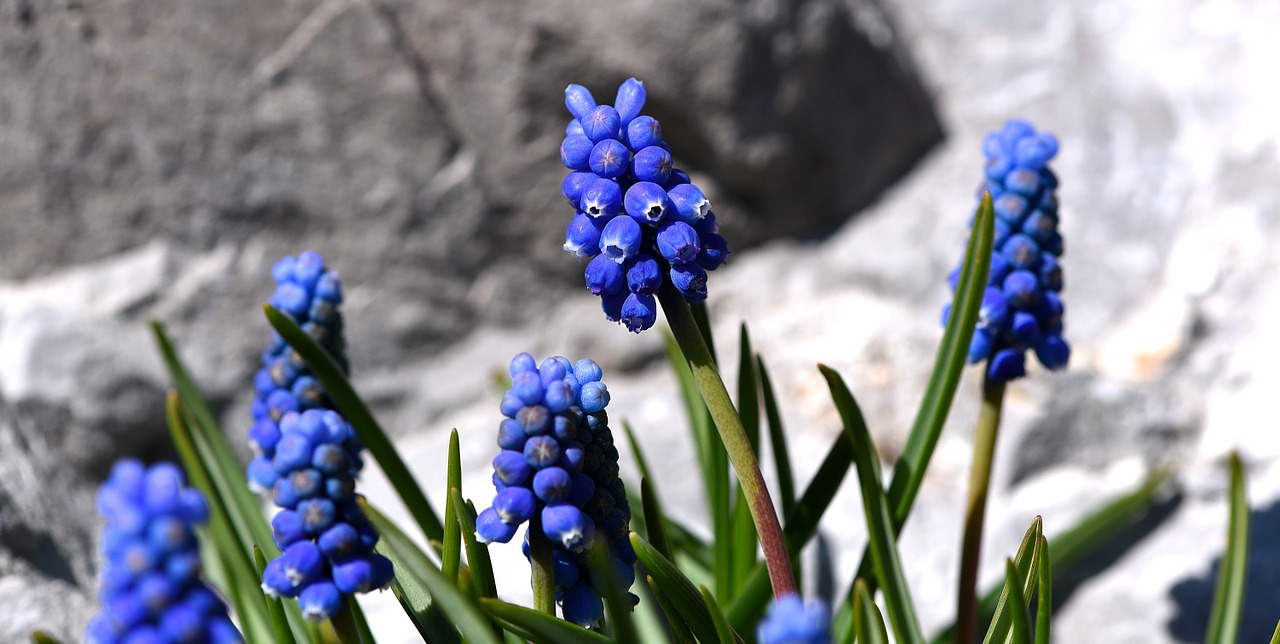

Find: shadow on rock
1167;500;1280;642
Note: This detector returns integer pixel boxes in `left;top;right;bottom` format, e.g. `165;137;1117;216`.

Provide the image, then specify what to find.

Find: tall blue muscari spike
946;119;1069;381
86;460;244;644
555;78;731;333
477;354;637;627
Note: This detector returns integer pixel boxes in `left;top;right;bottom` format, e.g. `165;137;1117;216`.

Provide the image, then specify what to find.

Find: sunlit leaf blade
730;325;761;596
631;532;721;644
450;489;498;601
1034;535;1051;644
640;478;674;560
701;586;737;644
623;421;657;485
980;519;1042;644
996;559;1032;644
583;542;641;644
30;631;63;644
758;357;795;519
725;424;854;631
165;392;272;642
255;545;299;644
151;322;277;559
661;330;730;601
852;580;889;644
1270;620;1280;644
479;598;612;644
647;575;696;643
933;471;1169;642
264;304;445;546
819;365;923;644
362;500;498;644
1206;452;1250;644
834;193;995;640
443;431;463;584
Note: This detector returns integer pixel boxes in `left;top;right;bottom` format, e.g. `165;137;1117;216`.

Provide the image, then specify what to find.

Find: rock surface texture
0;0;1277;642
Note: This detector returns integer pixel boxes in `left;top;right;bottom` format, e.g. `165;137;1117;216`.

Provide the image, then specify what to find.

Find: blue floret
558;79;731;333
757;594;833;644
945;119;1070;380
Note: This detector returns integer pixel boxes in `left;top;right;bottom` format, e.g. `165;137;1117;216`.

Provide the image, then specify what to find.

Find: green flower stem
530;511;557;615
331;598;364;643
956;372;1006;643
657;282;797;597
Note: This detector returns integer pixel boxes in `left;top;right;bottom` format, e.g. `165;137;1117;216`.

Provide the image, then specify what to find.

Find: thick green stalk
530;512;557;615
330;598;365;643
956;373;1006;643
656;283;796;597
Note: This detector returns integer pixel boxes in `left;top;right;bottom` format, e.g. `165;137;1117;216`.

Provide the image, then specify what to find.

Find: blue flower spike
86;459;244;644
557;78;731;333
757;594;833;644
946;119;1069;381
477;353;637;627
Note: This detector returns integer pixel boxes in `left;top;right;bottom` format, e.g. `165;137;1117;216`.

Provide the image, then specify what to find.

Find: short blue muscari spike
945;119;1069;381
86;460;244;644
555;78;731;333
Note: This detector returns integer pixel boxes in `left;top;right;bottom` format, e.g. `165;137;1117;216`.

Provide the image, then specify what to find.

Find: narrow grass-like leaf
820;365;923;644
980;519;1042;644
647;575;696;644
852;580;889;644
834;193;996;640
1034;535;1051;644
386;575;461;644
450;489;498;601
632;532;722;644
166;392;273;643
584;543;641;644
480;599;612;644
995;559;1032;644
362;500;498;644
641;478;674;560
1206;452;1250;644
151;322;277;558
758;357;795;519
264;304;445;546
30;632;62;644
255;545;299;644
701;586;737;644
725;425;854;631
730;325;761;595
443;430;463;584
1270;620;1280;644
662;329;732;601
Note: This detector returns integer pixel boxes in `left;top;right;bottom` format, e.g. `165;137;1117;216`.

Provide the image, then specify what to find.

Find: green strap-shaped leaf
479;599;612;644
852;580;889;644
152;323;277;560
165;392;273;643
820;365;923;643
631;532;722;644
1269;620;1280;644
758;357;795;521
730;325;761;597
1034;535;1052;644
647;575;696;644
1206;452;1250;644
362;500;499;644
834;193;996;641
981;519;1042;644
583;542;641;644
443;430;463;584
264;304;445;546
450;489;499;601
998;559;1032;644
30;632;63;644
640;478;674;560
701;586;738;644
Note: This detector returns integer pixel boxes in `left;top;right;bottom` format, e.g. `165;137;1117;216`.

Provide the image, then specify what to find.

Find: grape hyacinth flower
247;251;354;495
259;409;394;620
86;459;243;644
559;78;730;333
757;594;832;644
476;353;637;628
945;119;1068;381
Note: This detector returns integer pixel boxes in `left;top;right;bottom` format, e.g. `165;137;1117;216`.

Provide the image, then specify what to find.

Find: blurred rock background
1;0;1277;641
